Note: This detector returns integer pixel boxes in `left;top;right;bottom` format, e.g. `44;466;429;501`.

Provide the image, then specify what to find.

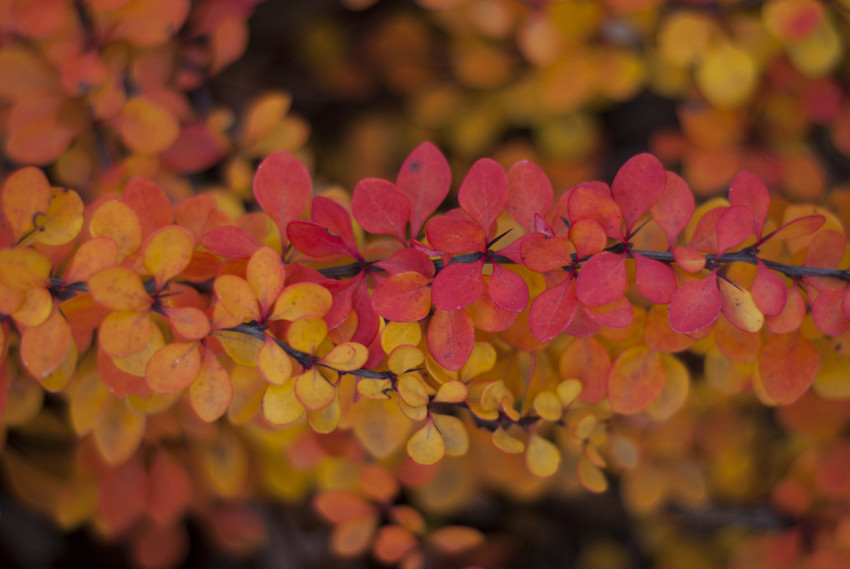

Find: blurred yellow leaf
491;426;524;454
93;397;146;465
526;434;560;477
262;378;305;425
407;418;444;465
695;42;757;109
432;414;468;457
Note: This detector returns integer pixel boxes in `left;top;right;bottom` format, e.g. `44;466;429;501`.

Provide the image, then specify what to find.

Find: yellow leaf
398;372;429;408
213;330;262;367
787;17;841;77
41;340;77;392
433;380;467;403
357;378;392;399
270;282;332;321
69;360;111;435
573;412;598;440
308;392;342;433
1;167;51;242
99;310;154;358
432;414;468;456
491;426;524;454
533;391;563;422
577;453;608;493
459;341;496;382
190;351;232;422
93;397;146;466
526;434;560;477
2;364;44;426
718;278;764;332
262;378;305;425
198;429;249;498
257;335;293;385
399;397;428;421
381;321;422;354
240;92;292;145
287;316;327;354
387;345;425;376
246;246;285;316
143;226;195;289
556;379;582;407
294;367;335;410
320;342;368;372
11;287;52;327
353;398;412;458
695;42;757;109
407;419;445;465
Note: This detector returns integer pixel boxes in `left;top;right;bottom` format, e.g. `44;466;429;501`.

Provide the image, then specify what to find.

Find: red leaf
608;346;666;414
685;207;723;253
201;226;262;258
729;170;770;237
584;296;633;328
352;178;410;242
396;142;451;238
372;272;432;322
611;153;666;234
752;259;787;316
425;215;486;254
762;214;825;243
123;177;173;239
650;172;695;249
668;273;721;333
427;308;474;371
567;187;624;241
431;259;485;311
715;205;753;257
520;234;571;273
759;334;819;405
506;161;553;233
576;252;627;307
375;248;435;277
351;276;380;346
812;288;850;335
311;196;358;254
488;263;528;313
529;278;578;342
253;150;312;244
457;158;508;239
633;252;677;303
287;221;359;259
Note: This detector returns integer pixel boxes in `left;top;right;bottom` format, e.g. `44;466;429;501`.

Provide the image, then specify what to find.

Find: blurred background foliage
3;0;850;568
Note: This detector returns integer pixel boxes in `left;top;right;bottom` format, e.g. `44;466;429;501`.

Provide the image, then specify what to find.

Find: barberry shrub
2;142;850;568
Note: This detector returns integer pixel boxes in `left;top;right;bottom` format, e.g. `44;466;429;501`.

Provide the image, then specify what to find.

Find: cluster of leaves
0;0;308;199
297;0;850;209
4;139;850;568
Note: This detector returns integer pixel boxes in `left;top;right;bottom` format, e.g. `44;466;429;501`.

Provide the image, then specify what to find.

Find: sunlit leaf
526;434;560;477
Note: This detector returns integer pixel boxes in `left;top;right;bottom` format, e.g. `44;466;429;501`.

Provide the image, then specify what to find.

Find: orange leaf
190;349;232;422
1;166;51;242
20;304;73;379
373;525;418;564
759;334;819;405
93;397;146;465
89;267;152;311
146;341;202;393
427;526;484;554
99;310;154;357
89;200;142;261
607;346;666;415
26;188;84;247
270;283;332;321
294;368;335;411
143;226;195;289
287;316;327;354
246;246;285;316
257;335;293;385
320;342;368;372
64;237;119;284
214;274;261;323
0;248;51;290
314;489;374;524
164;306;210;340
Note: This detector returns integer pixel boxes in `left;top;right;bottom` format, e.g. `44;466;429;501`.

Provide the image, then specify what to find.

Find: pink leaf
506;161;553;233
427;308;474;371
457;158;508;239
396;142;451;238
752;259;787;316
716;205;753;257
431;259;485;311
668;273;721;333
729;170;770;237
352;178;410;242
585;296;633;328
375;248;435;277
650;171;695;249
287;221;359;259
611;153;666;234
812;288;850;336
567;187;624;241
576;252;627;307
488;263;528;313
201;226;262;258
311;196;358;254
633;252;677;304
253;150;312;244
529;278;579;342
425;215;486;254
